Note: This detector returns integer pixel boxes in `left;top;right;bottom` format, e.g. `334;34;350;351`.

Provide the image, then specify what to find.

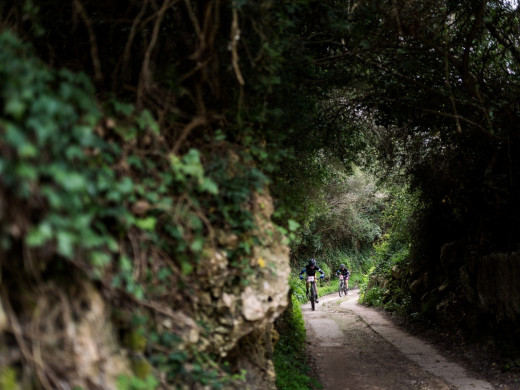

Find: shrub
361;286;385;307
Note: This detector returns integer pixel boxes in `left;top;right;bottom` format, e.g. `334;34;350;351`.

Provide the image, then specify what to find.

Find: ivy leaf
181;261;193;275
288;219;300;232
56;231;75;258
55;171;87;192
118;176;134;195
137;109;159;134
5;99;26;120
113;100;134;116
26;222;53;247
135;217;157;231
90;251;112;267
190;237;204;253
120;255;133;272
199;178;218;194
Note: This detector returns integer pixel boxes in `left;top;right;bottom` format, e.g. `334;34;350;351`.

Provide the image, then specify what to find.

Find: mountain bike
307;275;318;311
338;274;349;297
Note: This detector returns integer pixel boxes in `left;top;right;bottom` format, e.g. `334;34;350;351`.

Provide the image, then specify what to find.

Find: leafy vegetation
2;0;520;387
0;0;305;387
274;295;322;390
288;162;385;286
279;0;520;374
359;187;418;309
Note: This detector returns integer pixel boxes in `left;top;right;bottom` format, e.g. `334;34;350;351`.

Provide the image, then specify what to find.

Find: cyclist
299;258;325;303
336;264;350;292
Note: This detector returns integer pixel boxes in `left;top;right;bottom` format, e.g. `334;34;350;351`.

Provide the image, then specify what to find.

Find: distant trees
273;0;520;337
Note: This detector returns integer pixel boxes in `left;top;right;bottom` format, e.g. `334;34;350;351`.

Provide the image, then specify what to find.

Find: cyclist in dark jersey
336;263;350;292
299;258;325;302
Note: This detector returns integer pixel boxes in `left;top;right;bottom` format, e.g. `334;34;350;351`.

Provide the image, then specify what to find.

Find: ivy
0;28;274;388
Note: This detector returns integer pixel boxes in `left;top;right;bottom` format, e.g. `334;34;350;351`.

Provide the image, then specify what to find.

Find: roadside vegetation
2;0;520;388
273;292;322;390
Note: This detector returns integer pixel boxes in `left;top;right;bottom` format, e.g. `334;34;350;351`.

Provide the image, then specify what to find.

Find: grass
274;294;322;389
317;275;358;298
317;283;338;297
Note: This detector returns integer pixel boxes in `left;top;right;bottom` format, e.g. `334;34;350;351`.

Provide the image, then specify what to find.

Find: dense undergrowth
0;29;263;388
0;3;295;383
3;0;520;388
358;188;418;311
291;250;372;304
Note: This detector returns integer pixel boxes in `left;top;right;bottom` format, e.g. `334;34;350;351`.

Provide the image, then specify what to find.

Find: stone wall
0;189;290;389
463;252;520;324
170;190;290;389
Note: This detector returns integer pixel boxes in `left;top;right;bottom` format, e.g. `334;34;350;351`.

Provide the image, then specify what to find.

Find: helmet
309;258;316;266
340;264;345;268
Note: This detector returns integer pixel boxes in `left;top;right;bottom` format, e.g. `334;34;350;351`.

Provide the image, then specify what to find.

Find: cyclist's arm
299;267;306;276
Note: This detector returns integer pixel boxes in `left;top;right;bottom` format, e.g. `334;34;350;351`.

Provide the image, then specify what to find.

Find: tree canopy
2;0;520;387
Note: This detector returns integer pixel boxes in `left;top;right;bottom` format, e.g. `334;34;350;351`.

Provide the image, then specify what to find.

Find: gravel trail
302;289;494;390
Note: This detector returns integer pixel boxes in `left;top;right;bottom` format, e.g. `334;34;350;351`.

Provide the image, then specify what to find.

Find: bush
361;286;385;307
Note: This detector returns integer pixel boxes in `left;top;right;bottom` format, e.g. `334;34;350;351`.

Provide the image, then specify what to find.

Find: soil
302;289;520;389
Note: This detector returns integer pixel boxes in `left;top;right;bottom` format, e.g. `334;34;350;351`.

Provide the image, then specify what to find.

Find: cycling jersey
300;265;325;277
336;268;350;277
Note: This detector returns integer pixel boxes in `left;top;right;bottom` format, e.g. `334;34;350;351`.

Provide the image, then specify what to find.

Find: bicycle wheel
338;281;344;297
311;283;316;311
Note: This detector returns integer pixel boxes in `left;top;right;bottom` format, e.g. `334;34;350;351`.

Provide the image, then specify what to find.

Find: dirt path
303;289;495;390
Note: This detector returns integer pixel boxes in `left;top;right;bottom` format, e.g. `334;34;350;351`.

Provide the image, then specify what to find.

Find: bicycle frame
338;274;348;296
307;275;318;311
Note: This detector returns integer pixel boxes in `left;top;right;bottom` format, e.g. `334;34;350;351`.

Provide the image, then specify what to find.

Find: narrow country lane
302;289;494;390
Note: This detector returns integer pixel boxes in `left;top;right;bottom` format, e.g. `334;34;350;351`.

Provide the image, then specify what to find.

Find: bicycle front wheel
338;281;344;297
310;283;316;311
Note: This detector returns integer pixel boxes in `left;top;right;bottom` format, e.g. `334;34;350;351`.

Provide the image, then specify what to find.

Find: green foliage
0;31;109;260
290;274;309;305
317;283;338;297
274;295;322;390
361;286;385;307
289;165;385;269
322;247;375;279
9;0;520;385
0;366;19;390
358;266;375;299
358;187;419;312
117;374;158;390
0;26;267;288
0;29;264;389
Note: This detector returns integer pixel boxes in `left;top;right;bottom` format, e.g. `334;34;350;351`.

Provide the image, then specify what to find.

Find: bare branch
73;0;103;83
137;0;178;107
172;116;207;155
231;5;245;85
